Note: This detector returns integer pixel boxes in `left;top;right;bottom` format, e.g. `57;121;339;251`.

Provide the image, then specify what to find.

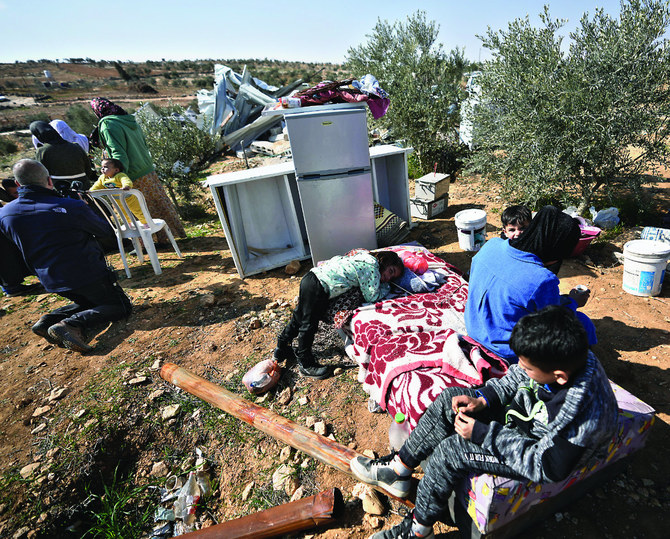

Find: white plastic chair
89;188;183;277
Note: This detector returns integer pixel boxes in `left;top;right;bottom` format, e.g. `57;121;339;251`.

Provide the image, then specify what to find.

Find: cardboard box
414;172;450;201
411;195;448;220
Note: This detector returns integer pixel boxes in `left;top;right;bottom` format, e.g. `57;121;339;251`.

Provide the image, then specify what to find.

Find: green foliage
467;0;670;209
345;11;469;176
65;104;98;136
136;103;217;214
83;467;153;539
0;137;18;156
26;111;50;124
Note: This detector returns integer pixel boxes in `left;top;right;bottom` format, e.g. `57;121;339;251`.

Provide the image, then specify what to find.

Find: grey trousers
398;386;525;526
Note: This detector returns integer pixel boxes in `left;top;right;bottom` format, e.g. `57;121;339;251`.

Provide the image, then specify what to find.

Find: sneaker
349;453;411;498
31;317;61;345
298;362;329;379
47;322;93;353
273;344;296;362
369;513;434;539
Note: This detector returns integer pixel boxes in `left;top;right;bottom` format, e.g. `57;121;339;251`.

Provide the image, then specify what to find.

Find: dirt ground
0;161;668;538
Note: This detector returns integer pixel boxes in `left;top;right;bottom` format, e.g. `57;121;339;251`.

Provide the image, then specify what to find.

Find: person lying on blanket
350;305;618;539
466;205;596;363
273;249;404;379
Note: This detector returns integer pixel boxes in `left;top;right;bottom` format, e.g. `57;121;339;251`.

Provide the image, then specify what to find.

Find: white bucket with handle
455;209;487;251
622;239;670;296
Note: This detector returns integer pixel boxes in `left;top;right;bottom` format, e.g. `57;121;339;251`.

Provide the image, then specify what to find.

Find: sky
0;1;633;64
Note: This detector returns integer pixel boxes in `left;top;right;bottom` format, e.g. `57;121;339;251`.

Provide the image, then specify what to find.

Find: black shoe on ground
298;362;329;379
273;344;296;362
32;317;62;345
349;452;411;499
369;513;434;539
47;322;93;353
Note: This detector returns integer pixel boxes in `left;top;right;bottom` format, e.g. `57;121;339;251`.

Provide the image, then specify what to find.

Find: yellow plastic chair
89;188;183;277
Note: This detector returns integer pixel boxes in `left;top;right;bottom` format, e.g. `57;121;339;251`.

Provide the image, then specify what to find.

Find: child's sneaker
349;453;411;498
369;513;434;539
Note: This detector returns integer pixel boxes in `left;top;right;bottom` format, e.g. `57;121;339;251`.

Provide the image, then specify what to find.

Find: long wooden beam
159;363;413;506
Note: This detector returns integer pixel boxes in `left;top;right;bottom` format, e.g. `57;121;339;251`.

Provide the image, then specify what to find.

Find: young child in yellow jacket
90;158;146;224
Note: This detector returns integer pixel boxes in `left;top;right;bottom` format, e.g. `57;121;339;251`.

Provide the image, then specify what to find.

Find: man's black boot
297;351;329;379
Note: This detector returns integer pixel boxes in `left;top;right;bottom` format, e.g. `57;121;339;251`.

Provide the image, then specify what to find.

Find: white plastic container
455;209;487;251
389;412;411;452
622;240;670;296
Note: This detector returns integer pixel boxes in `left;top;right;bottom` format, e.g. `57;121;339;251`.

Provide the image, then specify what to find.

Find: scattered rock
285;260;301;275
249;318;261;330
272;464;292;491
352;482;368;500
30;424;47;435
301;459;311;469
15;397;32;409
276;387;292;406
267;300;280;310
32;406;51;418
161;404;181;420
362;489;385;515
348;442;358;450
290;485;305;502
241;481;255;501
48;387;68;401
12;526;30;539
148;389;166;402
363;449;377;459
279;446;292;463
305;416;317;428
74;409;87;419
150;461;169;477
45;448;59;459
298;396;309;405
284;475;300;497
83;419;97;429
199;294;216;307
364;514;383;529
36;513;48;524
333;367;343;376
19;463;40;479
128;376;149;386
151;359;162;370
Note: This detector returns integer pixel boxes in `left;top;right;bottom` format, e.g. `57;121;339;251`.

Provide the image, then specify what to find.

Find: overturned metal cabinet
204;162;309;278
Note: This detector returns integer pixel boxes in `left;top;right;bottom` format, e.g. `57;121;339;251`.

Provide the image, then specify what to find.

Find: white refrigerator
284;105;378;265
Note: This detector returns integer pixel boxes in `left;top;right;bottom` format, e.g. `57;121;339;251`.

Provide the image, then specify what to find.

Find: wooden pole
159;363;413;506
177;488;343;539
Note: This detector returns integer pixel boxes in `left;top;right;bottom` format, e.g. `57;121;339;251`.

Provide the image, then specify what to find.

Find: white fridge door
297;171;377;265
285;107;370;176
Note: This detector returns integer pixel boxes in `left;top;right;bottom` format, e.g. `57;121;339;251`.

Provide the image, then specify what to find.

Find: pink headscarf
90;97;127;119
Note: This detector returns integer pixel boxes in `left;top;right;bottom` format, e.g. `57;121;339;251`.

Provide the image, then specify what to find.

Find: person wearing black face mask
465;205;596;363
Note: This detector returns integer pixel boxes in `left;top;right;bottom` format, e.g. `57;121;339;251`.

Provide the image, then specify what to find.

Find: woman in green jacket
90;98;186;242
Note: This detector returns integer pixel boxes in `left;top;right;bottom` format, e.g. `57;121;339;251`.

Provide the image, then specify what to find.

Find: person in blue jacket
465;205;596;362
0;159;132;352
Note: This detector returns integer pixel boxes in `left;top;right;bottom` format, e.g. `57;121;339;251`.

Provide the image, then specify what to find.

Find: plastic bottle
388;412;411;452
174;471;200;526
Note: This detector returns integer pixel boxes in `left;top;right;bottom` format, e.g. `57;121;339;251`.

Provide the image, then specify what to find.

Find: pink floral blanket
340;245;508;429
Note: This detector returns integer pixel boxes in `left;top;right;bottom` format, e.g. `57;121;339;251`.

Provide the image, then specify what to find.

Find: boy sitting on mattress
350;305;618;539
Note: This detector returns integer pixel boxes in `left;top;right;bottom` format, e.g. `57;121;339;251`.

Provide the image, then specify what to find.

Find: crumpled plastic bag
242;359;280;394
589;206;620;229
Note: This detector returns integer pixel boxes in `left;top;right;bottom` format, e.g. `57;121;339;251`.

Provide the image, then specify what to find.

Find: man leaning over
0;159;132;352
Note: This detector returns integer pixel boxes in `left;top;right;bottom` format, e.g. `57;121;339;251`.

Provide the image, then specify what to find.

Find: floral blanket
340;245;508;429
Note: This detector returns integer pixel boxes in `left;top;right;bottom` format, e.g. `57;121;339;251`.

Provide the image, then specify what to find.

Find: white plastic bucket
622;240;670;296
455;209;487;251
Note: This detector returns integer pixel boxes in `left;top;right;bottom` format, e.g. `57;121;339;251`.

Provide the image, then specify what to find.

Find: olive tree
467;0;670;210
346;11;468;176
135;104;216;215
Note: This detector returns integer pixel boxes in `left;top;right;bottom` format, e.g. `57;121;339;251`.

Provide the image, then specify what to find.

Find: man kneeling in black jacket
0;159;132;352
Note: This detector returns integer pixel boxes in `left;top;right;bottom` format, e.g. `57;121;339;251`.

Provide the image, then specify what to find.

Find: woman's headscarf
509;205;581;265
32;119;89;152
29;121;65;145
90;97;127;119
